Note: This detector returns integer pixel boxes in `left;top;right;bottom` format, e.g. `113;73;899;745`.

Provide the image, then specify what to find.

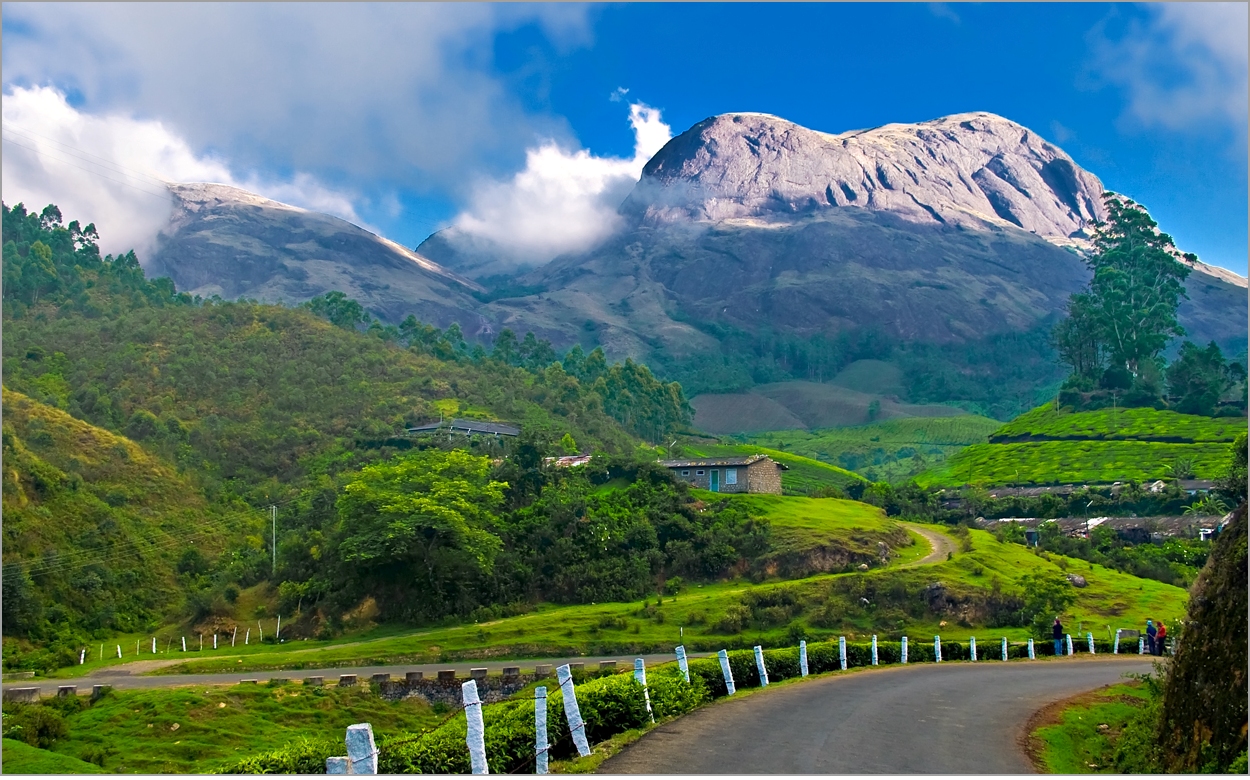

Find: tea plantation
918;403;1245;487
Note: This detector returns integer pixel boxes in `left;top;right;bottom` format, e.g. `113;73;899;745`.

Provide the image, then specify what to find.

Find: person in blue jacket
1145;619;1157;654
1052;617;1064;656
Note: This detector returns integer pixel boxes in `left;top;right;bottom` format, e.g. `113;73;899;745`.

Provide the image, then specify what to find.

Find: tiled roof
406;418;521;436
659;455;788;469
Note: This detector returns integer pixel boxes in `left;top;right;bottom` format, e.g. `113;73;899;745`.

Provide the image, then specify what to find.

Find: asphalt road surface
1;652;710;697
600;657;1154;774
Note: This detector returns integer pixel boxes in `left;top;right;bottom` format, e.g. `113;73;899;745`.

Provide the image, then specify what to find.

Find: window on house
725;468;737;485
696;470;705;476
681;470;690;476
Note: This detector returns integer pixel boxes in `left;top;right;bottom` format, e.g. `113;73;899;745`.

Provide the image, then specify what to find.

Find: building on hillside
659;455;787;494
545;455;593;468
406;418;521;438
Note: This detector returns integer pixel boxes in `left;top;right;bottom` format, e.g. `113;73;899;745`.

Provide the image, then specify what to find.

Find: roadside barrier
534;686;548;774
1001;637;1007;661
1087;633;1095;654
871;635;878;665
901;636;908;664
839;636;847;670
556;664;590;757
969;636;977;661
718;649;736;695
1028;639;1035;659
676;645;690;682
462;680;487;774
634;659;654;722
1066;634;1074;656
754;646;769;686
799;640;809;677
1114;629;1121;654
934;635;942;663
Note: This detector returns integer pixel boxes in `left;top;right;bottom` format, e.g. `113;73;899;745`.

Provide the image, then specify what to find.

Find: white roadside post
901;636;908;664
1138;637;1144;655
1001;637;1008;661
934;635;942;663
753;646;769;686
1114;629;1121;654
1066;634;1074;656
346;723;378;775
556;664;591;757
462;680;488;774
116;645;122;659
675;645;690;683
80;649;85;665
634;659;654;722
970;637;977;662
838;636;847;671
326;757;348;774
182;637;187;652
1027;639;1035;660
717;650;736;695
871;635;878;666
799;640;809;677
199;634;203;652
245;629;250;645
214;634;218;650
1087;633;1095;654
232;627;237;647
535;686;549;775
152;637;157;654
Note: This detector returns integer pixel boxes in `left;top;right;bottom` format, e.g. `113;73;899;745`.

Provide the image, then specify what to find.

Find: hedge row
216;637;1123;773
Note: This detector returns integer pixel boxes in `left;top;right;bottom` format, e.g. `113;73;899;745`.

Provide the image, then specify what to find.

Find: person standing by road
1146;619;1157;655
1155;621;1167;656
1052;617;1064;656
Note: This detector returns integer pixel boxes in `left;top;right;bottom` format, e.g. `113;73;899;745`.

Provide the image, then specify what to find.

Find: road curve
600;657;1153;774
899;522;957;567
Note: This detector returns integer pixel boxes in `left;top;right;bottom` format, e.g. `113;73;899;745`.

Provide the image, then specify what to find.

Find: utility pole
271;505;277;578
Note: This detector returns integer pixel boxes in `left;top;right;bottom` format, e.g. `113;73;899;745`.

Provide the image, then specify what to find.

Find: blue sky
3;3;1247;274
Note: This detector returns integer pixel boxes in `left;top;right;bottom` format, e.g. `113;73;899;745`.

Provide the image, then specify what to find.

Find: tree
1166;341;1232;416
1017;571;1077;640
303;291;369;330
1052;292;1104;382
333;449;505;619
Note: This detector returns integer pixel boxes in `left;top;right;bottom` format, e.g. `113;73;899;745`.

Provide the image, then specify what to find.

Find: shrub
2;702;68;748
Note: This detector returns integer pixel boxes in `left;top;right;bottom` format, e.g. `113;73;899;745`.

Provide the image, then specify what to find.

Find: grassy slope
0;682;440;774
918;404;1245;487
148;521;1186;676
1;737;105;774
1030;682;1150;773
708;493;915;557
742;416;1002;483
682;443;866;492
2;389;255;640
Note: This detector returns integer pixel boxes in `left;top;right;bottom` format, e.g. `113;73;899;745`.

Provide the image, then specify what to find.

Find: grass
994;403;1245;443
917;402;1245;487
1028;681;1150;773
1;737;105;774
740;416;1003;483
917;440;1234;487
681;443;866;492
707;493;915;557
0;680;441;774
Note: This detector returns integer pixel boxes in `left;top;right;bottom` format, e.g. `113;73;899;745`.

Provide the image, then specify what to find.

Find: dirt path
899;521;958;567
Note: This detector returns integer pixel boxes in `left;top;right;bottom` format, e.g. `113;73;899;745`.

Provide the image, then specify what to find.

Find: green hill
2;389;258;670
741;416;1002;483
918;403;1245;487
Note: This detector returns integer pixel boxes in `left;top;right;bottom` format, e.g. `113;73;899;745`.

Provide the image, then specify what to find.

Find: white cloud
1088;3;1248;132
2;86;367;258
450;103;673;264
1;4;593;199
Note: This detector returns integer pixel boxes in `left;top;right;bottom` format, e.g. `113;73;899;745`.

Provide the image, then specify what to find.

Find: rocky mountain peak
625;110;1109;251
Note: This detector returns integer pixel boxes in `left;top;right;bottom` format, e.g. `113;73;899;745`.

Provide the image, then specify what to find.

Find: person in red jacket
1155;621;1168;655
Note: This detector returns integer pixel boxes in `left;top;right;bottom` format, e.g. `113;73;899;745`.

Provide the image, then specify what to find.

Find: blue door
710;469;719;492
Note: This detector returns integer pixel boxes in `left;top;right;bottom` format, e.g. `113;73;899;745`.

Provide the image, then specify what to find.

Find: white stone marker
970;637;977;661
1066;634;1073;656
901;636;908;664
634;659;654;722
245;629;250;645
182;637;187;652
199;634;203;651
214;634;218;650
870;635;878;666
152;637;157;654
462;680;488;774
556;664;590;757
534;686;549;775
346;723;377;774
116;645;122;659
326;756;349;774
80;649;85;665
838;636;847;670
934;635;942;663
799;640;809;677
1087;632;1095;654
1001;637;1008;661
675;645;690;683
1138;637;1144;654
753;646;769;686
717;650;736;695
1113;629;1121;654
1027;638;1035;659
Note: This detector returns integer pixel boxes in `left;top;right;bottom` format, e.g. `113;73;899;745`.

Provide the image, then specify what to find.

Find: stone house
659;455;787;494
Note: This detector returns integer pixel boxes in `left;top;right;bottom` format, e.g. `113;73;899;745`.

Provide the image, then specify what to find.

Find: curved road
601;657;1153;774
900;522;957;567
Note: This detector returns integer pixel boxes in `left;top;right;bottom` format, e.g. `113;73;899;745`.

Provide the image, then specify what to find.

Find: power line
1;135;173;202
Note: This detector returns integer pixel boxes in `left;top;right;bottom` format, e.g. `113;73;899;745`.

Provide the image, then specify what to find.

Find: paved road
2;652;712;697
600;657;1153;774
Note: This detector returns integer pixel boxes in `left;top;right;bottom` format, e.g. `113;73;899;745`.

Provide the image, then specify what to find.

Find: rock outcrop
148;183;489;331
